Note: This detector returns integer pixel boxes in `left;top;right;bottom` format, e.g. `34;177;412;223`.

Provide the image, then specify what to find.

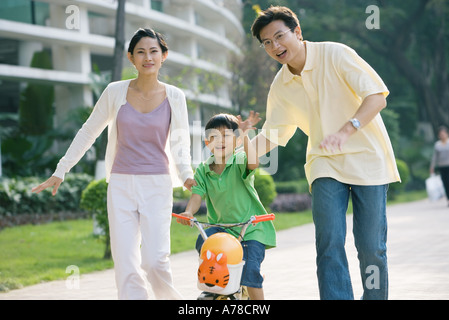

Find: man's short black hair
251;6;300;43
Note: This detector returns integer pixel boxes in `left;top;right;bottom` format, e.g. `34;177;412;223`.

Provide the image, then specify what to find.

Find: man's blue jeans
311;178;388;300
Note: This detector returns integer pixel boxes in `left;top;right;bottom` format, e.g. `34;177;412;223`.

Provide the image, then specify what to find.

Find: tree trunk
96;0;126;167
112;0;126;82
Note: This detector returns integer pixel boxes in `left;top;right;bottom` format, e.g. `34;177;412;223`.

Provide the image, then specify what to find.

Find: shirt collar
204;153;235;174
282;40;315;83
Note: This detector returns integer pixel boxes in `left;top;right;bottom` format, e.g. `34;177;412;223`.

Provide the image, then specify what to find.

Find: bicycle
172;212;275;300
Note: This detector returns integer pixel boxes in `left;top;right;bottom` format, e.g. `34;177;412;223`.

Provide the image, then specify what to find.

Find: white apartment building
0;0;244;171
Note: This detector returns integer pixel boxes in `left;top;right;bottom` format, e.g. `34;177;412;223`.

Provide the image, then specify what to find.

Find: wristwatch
349;118;361;130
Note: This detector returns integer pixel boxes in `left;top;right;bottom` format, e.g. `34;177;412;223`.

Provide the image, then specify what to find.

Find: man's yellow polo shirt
261;41;401;187
192;151;276;249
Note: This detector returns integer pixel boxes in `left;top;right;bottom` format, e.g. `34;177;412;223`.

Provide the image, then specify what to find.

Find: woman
430;126;449;206
32;28;196;299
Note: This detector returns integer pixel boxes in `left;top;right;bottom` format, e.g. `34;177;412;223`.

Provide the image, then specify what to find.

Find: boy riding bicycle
177;112;276;300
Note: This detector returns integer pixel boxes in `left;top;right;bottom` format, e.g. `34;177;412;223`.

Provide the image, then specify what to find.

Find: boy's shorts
195;227;265;289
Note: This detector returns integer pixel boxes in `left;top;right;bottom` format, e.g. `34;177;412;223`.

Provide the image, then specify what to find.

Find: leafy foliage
389;159;411;199
254;168;277;209
80;178;110;259
0;173;92;217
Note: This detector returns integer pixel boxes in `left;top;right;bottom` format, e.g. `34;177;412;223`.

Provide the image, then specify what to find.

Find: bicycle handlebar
172;213;193;221
172;212;275;241
251;213;275;224
171;213;275;225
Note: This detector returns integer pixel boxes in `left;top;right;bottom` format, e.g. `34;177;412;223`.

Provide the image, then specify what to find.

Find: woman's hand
183;178;197;191
31;176;63;196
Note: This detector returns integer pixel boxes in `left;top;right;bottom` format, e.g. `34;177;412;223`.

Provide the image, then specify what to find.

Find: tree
112;0;126;83
229;34;279;117
286;0;448;134
95;0;126;168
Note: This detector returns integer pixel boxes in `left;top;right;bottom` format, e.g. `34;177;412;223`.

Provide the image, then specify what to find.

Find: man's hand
319;126;354;153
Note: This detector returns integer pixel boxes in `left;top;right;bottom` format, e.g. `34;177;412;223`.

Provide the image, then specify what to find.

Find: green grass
0;220;114;292
0;211;312;292
0;190;427;292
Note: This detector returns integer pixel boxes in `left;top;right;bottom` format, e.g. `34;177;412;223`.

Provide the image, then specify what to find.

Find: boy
250;6;400;299
178;112;276;300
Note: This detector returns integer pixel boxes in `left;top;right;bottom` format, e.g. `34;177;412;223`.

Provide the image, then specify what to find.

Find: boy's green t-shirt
192;151;276;248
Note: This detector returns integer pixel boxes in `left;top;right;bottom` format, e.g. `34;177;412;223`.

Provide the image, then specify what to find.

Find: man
250;6;400;300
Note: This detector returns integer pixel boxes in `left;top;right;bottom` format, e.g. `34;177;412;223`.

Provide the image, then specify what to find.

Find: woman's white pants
107;173;182;300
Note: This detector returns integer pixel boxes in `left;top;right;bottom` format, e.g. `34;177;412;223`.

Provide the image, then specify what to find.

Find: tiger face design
198;250;230;288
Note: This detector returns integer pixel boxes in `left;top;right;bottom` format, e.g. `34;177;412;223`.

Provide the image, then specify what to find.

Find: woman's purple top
111;98;171;175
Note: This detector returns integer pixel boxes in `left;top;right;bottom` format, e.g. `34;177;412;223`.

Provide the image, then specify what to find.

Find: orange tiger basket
172;213;275;296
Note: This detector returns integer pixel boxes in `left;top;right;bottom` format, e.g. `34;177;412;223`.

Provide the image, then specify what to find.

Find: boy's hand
237;111;261;136
177;212;194;226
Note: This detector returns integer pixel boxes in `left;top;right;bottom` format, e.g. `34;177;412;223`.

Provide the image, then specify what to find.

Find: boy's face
206;127;237;161
259;20;303;65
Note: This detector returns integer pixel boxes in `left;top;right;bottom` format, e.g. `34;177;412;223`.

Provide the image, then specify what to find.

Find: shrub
0;173;92;218
270;193;312;212
254;169;277;210
388;159;410;199
173;186;191;201
275;179;309;194
80;178;110;259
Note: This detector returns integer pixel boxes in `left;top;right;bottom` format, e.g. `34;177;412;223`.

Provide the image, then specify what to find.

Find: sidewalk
1;198;448;300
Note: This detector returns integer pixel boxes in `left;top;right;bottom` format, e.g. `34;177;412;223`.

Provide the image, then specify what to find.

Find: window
151;0;163;12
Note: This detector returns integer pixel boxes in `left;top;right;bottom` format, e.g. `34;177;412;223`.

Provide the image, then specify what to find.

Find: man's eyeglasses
260;29;294;49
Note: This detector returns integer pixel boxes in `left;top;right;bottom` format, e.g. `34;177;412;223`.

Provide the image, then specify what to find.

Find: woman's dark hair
251;6;300;42
438;125;448;134
128;28;168;54
205;113;239;138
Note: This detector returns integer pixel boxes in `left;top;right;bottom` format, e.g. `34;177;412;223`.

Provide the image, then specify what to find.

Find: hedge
1;170;313;228
0;173;93;228
80;178;110;259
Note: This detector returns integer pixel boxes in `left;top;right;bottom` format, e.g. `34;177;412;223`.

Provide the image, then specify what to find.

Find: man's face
259;20;303;65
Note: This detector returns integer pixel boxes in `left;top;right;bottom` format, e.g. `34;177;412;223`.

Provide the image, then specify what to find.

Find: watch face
351;119;360;129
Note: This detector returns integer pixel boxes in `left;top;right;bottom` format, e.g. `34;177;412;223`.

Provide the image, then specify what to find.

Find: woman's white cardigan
53;79;194;187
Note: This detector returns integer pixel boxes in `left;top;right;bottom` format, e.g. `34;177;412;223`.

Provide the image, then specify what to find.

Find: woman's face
127;37;167;76
438;129;449;141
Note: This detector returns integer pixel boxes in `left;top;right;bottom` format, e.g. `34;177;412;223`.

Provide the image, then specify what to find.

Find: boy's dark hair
205;113;239;138
251;6;300;43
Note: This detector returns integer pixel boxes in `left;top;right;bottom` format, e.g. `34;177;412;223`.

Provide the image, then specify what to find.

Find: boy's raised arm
237;111;261;170
244;134;259;170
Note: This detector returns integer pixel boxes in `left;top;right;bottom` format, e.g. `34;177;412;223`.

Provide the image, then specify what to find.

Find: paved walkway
1;198;448;300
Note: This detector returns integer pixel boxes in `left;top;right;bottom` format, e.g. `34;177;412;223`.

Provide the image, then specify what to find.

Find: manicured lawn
0;219;113;292
0;190;427;292
0;211;311;292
